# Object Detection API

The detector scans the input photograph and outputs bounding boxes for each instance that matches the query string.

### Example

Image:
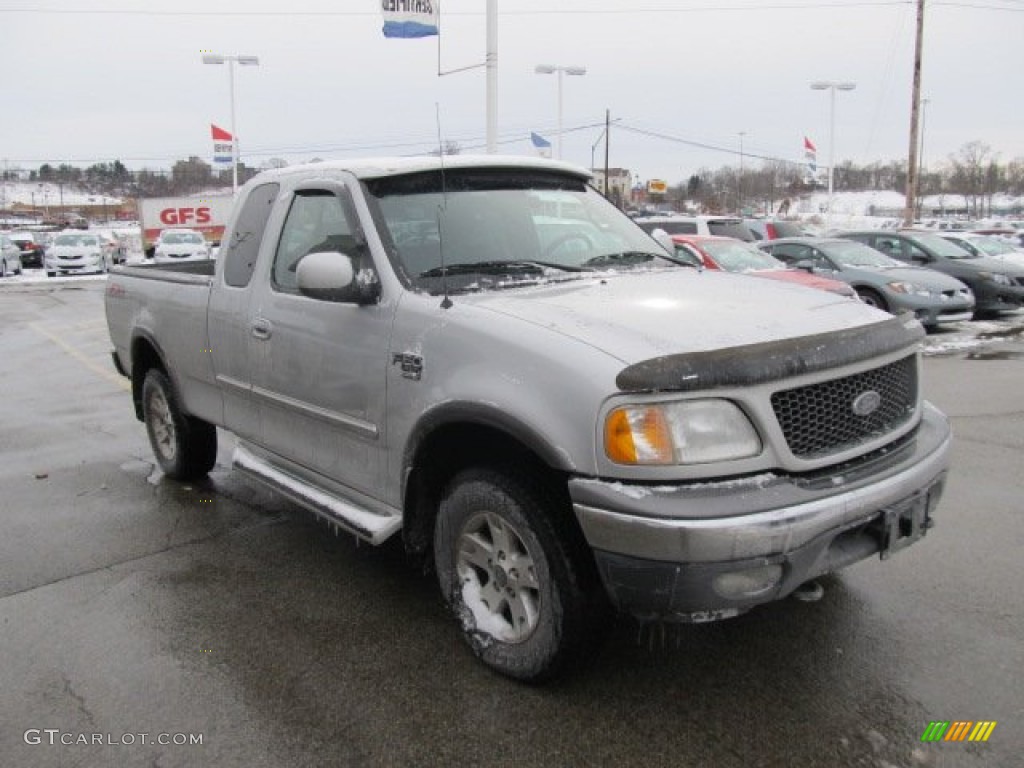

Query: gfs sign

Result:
[159,207,212,226]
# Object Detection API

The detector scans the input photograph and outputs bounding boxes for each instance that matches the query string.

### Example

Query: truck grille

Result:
[771,355,918,459]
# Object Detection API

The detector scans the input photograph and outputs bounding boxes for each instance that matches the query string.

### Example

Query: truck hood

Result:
[459,268,901,366]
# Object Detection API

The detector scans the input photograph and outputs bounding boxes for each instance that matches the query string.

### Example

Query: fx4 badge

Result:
[392,352,423,381]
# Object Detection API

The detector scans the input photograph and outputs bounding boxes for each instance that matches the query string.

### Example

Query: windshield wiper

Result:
[419,260,589,277]
[584,251,671,268]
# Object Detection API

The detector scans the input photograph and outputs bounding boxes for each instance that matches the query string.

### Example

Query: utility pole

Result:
[903,0,925,227]
[604,109,611,206]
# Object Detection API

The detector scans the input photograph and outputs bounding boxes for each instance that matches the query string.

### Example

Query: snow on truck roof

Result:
[249,155,594,184]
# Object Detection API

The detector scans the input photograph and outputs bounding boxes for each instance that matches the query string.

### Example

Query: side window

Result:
[223,182,279,288]
[272,190,359,293]
[769,243,805,263]
[808,248,831,269]
[671,243,702,267]
[906,243,931,262]
[874,237,903,260]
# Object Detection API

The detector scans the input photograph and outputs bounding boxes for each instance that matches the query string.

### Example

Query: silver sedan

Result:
[0,233,24,277]
[760,237,975,329]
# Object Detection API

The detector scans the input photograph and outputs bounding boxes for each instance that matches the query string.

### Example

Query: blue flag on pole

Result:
[531,132,552,158]
[382,1,439,38]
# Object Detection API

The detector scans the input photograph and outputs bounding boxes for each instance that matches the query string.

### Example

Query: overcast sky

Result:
[2,0,1022,185]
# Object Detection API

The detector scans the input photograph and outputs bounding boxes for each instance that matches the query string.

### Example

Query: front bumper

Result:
[972,282,1024,314]
[570,402,951,621]
[896,295,974,327]
[46,258,105,274]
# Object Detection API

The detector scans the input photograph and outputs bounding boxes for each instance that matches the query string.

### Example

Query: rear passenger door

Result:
[208,181,280,443]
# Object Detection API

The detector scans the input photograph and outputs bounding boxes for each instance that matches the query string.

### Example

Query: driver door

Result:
[247,183,389,498]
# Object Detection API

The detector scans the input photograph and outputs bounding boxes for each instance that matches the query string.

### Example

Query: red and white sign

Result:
[212,124,234,166]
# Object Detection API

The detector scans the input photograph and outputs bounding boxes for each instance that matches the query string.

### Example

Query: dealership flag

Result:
[212,124,234,165]
[803,135,818,180]
[531,131,552,158]
[382,1,439,38]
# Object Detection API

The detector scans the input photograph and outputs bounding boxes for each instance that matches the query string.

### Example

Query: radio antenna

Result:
[435,102,452,309]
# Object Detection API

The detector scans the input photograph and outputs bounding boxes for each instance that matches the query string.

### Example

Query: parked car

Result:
[7,230,46,268]
[835,229,1024,317]
[153,228,211,263]
[95,230,128,265]
[0,233,24,276]
[44,231,114,276]
[671,234,858,298]
[634,214,755,241]
[744,218,809,241]
[936,232,1024,269]
[760,237,975,328]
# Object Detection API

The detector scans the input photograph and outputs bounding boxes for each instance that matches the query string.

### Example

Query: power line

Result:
[0,2,921,17]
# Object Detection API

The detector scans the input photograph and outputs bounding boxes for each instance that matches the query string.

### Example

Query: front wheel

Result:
[142,368,217,480]
[855,287,888,312]
[434,467,609,682]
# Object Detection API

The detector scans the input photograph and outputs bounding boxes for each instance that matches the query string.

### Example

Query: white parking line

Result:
[29,321,130,391]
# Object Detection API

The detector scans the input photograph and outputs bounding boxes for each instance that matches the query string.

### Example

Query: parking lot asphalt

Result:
[1,279,1021,768]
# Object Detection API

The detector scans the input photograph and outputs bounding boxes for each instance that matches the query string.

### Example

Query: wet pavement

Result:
[1,280,1021,768]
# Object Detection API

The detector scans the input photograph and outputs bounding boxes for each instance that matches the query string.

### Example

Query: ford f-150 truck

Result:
[105,156,951,681]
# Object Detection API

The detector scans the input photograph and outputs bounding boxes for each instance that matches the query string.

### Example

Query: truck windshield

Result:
[364,169,674,293]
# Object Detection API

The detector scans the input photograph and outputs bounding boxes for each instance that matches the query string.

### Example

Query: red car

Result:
[670,234,857,298]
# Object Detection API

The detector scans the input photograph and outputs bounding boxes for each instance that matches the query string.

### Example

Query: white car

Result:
[153,229,210,263]
[0,233,24,276]
[44,231,113,276]
[938,232,1024,269]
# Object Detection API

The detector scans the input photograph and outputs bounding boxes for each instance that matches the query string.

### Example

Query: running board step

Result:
[232,444,401,545]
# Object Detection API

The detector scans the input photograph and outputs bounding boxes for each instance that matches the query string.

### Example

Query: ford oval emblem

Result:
[852,390,882,417]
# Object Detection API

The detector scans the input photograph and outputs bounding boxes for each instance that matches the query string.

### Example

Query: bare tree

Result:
[948,141,993,218]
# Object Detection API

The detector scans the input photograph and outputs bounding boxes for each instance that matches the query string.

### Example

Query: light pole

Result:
[810,80,856,225]
[202,53,260,195]
[534,64,586,160]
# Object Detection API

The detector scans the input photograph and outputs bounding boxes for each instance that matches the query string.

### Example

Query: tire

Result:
[856,287,888,312]
[434,467,609,682]
[142,368,217,480]
[0,260,6,278]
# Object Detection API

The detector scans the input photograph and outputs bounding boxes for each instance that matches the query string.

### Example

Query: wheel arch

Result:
[400,403,576,560]
[129,331,172,421]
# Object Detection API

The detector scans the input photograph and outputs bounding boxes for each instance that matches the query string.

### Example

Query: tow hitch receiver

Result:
[877,490,934,560]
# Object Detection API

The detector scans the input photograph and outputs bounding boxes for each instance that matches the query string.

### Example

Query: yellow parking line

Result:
[29,322,130,391]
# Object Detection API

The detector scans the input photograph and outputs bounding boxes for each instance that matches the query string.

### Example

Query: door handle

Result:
[251,318,273,340]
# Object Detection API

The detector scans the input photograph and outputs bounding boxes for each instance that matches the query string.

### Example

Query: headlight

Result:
[887,281,932,297]
[604,399,761,465]
[978,271,1012,285]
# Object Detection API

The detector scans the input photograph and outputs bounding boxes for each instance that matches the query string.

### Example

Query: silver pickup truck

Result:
[105,156,951,681]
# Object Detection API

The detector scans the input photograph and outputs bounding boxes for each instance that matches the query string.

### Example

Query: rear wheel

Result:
[856,287,888,312]
[434,467,609,682]
[142,368,217,480]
